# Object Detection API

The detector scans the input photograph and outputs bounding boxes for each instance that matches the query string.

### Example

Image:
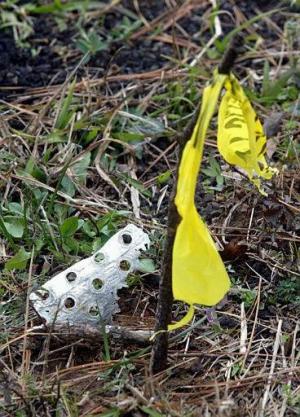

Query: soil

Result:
[0,0,292,99]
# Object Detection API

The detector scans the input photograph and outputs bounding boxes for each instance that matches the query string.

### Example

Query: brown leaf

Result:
[220,240,248,261]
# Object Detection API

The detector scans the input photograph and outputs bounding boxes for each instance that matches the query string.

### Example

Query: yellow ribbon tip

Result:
[168,304,195,331]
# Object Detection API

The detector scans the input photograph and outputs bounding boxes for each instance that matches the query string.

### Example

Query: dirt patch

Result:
[0,0,291,98]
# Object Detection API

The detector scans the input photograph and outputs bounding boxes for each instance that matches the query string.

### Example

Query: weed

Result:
[140,406,167,417]
[202,155,224,191]
[282,383,300,407]
[0,0,33,47]
[126,272,142,287]
[75,15,142,61]
[275,276,300,305]
[109,16,142,41]
[76,30,109,58]
[25,0,92,15]
[230,362,243,378]
[240,289,257,308]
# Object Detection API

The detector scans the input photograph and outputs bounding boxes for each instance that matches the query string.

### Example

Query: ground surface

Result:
[0,1,299,416]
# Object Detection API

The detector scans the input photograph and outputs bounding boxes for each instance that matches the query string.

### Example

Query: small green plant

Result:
[126,272,142,287]
[139,406,166,417]
[152,77,198,123]
[76,30,109,57]
[75,15,142,60]
[275,277,300,305]
[110,16,142,41]
[282,383,300,407]
[99,409,122,417]
[202,155,224,191]
[240,289,257,308]
[260,62,299,106]
[230,361,243,377]
[25,0,91,15]
[0,0,33,47]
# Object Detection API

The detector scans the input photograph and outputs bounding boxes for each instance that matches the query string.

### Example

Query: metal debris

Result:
[30,224,150,326]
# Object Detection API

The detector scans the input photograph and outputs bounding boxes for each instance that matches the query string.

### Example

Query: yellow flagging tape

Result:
[170,71,230,330]
[217,74,278,195]
[169,70,277,330]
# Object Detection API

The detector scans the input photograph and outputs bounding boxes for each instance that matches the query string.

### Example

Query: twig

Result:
[189,0,222,67]
[218,34,244,75]
[240,302,247,355]
[149,182,180,374]
[260,319,282,416]
[281,322,299,416]
[129,155,141,219]
[242,274,262,369]
[21,248,35,394]
[28,324,153,345]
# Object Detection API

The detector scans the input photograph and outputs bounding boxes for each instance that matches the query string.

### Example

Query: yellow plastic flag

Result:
[170,72,231,330]
[217,73,277,194]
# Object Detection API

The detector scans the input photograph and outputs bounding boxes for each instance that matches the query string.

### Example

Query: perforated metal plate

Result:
[30,224,150,326]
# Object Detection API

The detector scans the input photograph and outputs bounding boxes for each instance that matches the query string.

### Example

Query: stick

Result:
[150,35,244,374]
[189,0,222,67]
[218,35,244,75]
[260,320,282,416]
[27,324,153,345]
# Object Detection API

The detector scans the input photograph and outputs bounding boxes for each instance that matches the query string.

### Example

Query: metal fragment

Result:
[30,224,150,326]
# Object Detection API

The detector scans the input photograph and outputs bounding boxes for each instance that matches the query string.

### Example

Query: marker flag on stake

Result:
[169,71,230,330]
[170,70,276,330]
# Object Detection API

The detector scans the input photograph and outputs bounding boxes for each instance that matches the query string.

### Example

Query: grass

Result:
[0,1,300,416]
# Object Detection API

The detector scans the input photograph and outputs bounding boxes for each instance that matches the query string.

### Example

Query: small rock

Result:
[264,112,283,137]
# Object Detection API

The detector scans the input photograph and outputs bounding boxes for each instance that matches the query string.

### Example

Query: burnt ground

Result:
[0,1,299,416]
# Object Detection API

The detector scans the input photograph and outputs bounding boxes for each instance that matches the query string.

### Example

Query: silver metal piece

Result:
[30,224,150,326]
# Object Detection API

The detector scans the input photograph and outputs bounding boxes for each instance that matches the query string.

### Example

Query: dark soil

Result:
[0,0,291,99]
[0,1,173,98]
[0,22,67,88]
